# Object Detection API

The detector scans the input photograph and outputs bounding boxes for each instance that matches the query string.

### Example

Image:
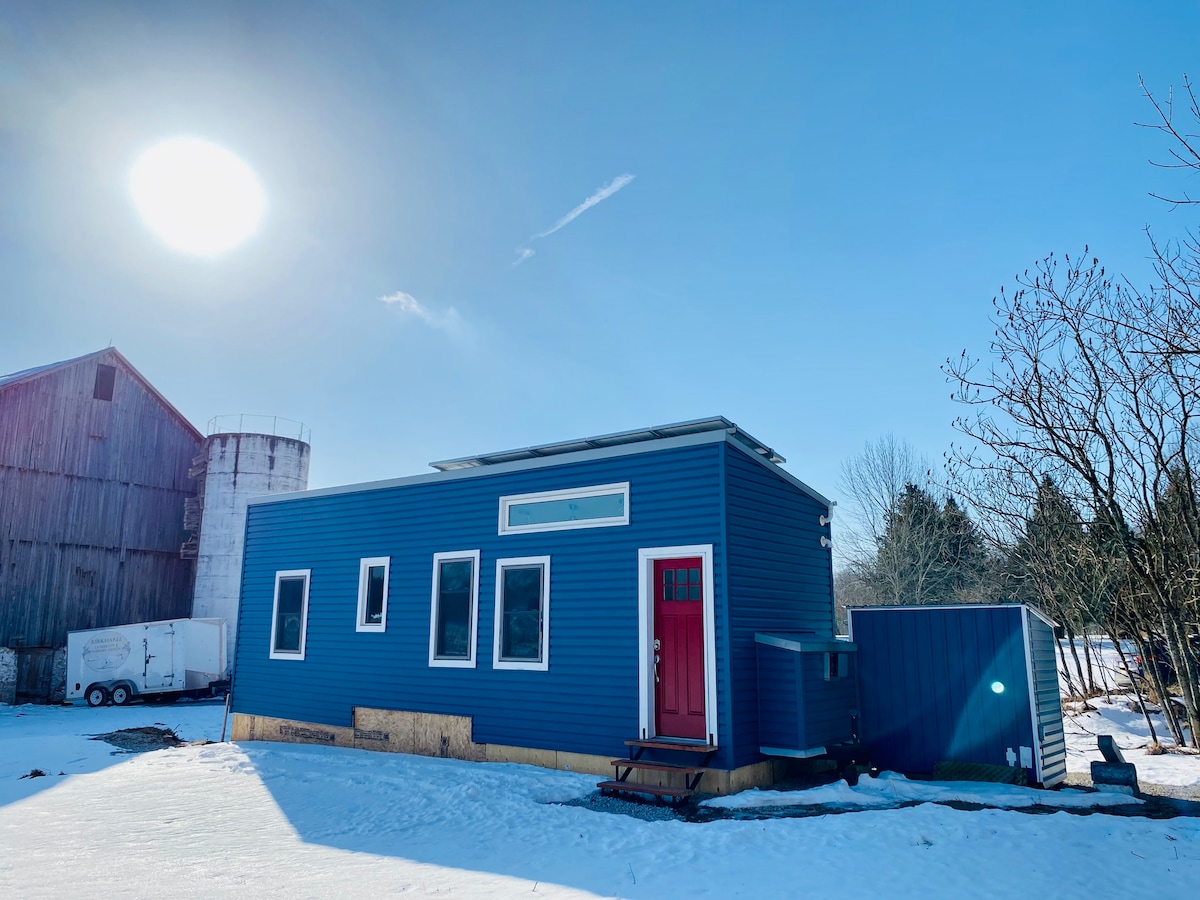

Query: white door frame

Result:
[637,544,718,746]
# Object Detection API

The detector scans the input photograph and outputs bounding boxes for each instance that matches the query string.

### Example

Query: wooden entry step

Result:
[624,738,718,754]
[597,780,693,801]
[609,758,701,775]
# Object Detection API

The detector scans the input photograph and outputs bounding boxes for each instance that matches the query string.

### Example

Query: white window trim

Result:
[355,556,391,633]
[492,556,551,672]
[498,482,630,535]
[269,569,311,661]
[428,550,481,668]
[636,545,718,746]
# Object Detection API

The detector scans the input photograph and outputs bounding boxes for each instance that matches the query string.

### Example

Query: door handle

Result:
[654,654,661,683]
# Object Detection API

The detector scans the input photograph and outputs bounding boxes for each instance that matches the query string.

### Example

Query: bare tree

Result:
[836,435,930,569]
[945,251,1200,745]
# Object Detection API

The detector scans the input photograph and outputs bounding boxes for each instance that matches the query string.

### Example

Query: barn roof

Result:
[0,348,203,442]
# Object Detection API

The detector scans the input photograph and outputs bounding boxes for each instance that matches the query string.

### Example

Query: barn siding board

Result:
[233,442,742,767]
[0,350,200,657]
[723,443,834,766]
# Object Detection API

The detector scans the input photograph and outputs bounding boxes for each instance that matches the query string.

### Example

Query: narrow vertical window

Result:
[493,556,550,671]
[270,570,311,660]
[428,550,480,667]
[356,557,390,632]
[824,651,848,681]
[93,364,116,401]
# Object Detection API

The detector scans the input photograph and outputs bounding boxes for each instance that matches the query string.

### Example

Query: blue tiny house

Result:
[230,419,836,793]
[848,604,1066,787]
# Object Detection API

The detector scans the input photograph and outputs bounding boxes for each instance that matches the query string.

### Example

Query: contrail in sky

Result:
[514,173,635,265]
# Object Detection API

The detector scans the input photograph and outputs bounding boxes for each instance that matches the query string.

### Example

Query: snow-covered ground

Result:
[1058,637,1200,788]
[2,701,1200,899]
[703,769,1141,810]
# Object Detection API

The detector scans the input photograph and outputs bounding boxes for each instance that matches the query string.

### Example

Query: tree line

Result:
[835,78,1200,749]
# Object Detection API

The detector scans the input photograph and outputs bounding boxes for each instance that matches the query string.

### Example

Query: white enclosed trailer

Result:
[66,618,228,707]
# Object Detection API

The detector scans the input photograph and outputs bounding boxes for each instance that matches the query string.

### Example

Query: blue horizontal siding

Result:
[756,644,857,753]
[756,645,804,750]
[723,443,835,767]
[233,442,739,768]
[851,606,1037,778]
[800,652,858,748]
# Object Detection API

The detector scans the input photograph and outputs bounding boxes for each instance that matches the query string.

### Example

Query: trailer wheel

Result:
[110,684,132,706]
[85,685,109,708]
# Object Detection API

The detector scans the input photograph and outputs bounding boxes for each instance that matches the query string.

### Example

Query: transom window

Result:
[428,550,480,667]
[498,482,630,535]
[493,556,551,671]
[356,557,390,632]
[270,569,311,660]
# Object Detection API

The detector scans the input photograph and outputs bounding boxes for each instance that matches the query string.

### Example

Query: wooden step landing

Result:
[624,739,718,754]
[597,780,693,800]
[609,758,701,775]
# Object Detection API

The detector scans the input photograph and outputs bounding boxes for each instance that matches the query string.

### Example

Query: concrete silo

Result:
[185,416,310,669]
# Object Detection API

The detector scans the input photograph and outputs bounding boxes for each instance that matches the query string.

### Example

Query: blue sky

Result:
[2,1,1198,505]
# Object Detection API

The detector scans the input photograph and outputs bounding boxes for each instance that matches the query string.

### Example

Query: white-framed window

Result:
[356,557,390,632]
[493,556,551,672]
[428,550,480,668]
[498,482,630,535]
[270,569,311,660]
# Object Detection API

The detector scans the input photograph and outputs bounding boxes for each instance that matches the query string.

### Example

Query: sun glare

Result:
[130,137,267,257]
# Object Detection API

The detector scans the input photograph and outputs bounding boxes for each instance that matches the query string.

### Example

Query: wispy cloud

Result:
[379,290,462,334]
[513,173,635,266]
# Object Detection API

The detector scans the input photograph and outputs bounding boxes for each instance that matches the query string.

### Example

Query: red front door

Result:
[653,557,706,740]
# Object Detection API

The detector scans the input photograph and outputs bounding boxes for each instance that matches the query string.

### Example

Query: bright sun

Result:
[130,137,267,257]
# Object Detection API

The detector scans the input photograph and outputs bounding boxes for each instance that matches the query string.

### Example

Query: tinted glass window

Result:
[499,565,544,662]
[274,577,306,652]
[435,559,473,658]
[364,565,386,624]
[507,492,625,528]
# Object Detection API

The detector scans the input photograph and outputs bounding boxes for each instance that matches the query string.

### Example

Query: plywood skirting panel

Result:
[232,710,785,794]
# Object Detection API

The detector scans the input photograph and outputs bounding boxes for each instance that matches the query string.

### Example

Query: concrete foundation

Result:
[49,647,67,703]
[231,710,794,795]
[0,648,16,705]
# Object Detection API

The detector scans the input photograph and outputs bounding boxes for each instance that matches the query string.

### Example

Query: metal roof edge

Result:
[1023,604,1059,629]
[847,602,1042,616]
[0,347,203,444]
[428,416,739,470]
[720,435,833,508]
[104,348,204,443]
[755,632,856,653]
[247,428,733,506]
[0,348,110,392]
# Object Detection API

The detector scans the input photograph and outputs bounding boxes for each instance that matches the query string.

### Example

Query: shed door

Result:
[654,557,706,740]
